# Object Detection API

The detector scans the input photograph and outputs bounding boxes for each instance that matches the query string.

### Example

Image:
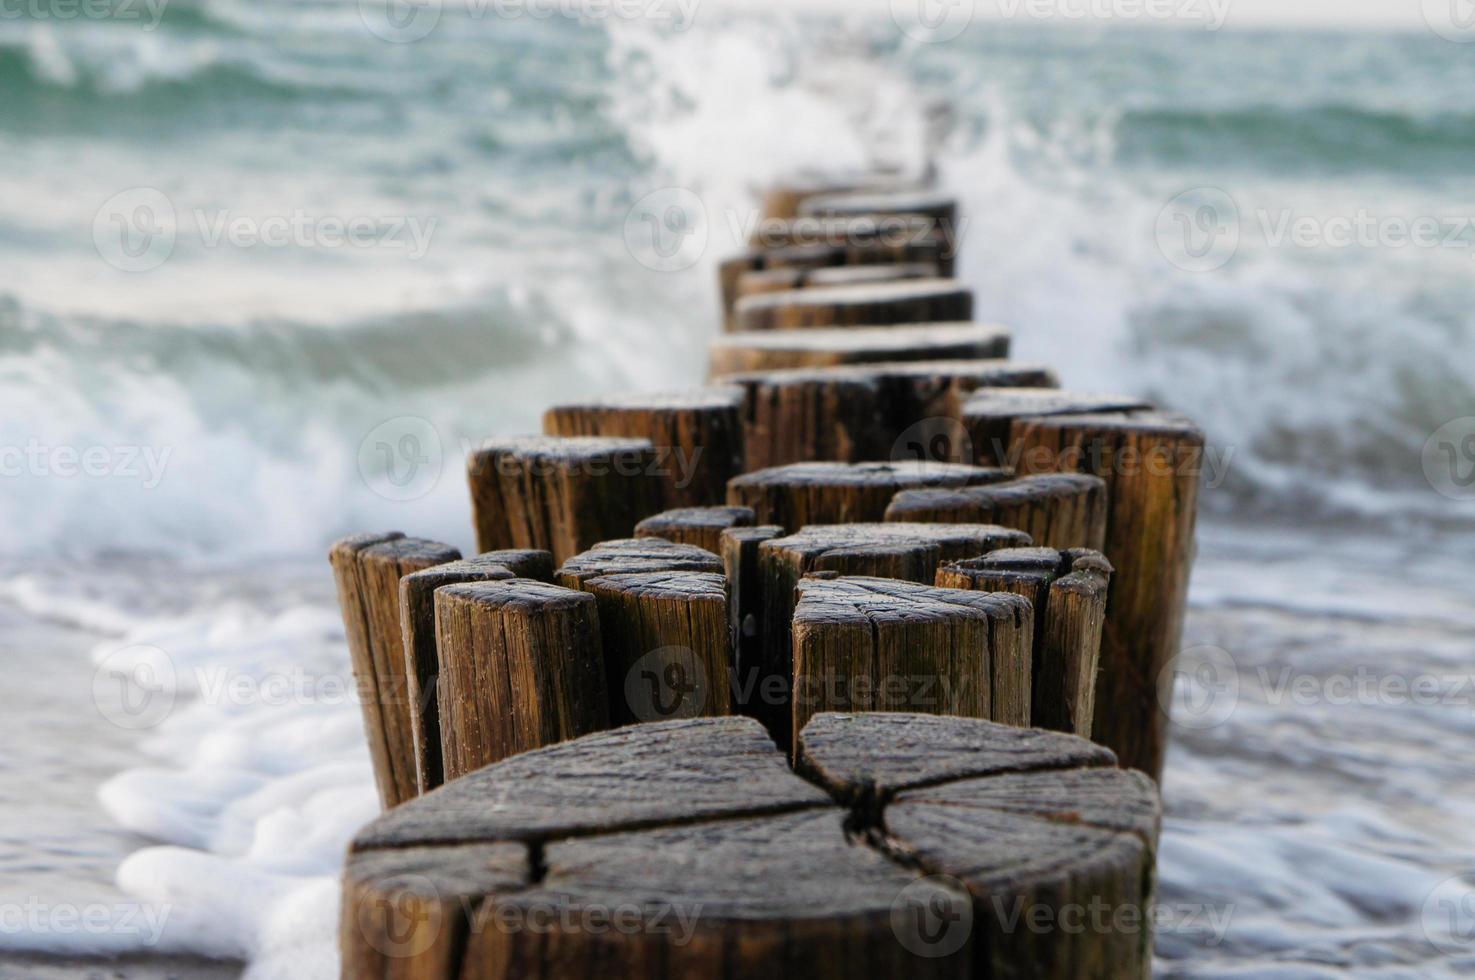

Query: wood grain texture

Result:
[719,524,785,719]
[885,472,1109,551]
[727,360,1058,470]
[960,388,1152,466]
[344,713,1157,980]
[708,322,1010,378]
[542,389,746,508]
[1011,411,1205,780]
[466,436,667,564]
[582,571,732,726]
[753,523,1031,746]
[634,505,755,554]
[553,538,724,591]
[733,278,973,332]
[791,577,1034,750]
[330,533,461,809]
[433,579,610,781]
[729,460,1011,528]
[937,548,1112,736]
[399,550,554,795]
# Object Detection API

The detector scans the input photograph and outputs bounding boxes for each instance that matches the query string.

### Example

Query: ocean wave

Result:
[1116,103,1475,172]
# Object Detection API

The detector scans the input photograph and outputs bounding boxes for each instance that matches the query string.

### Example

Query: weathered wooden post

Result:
[434,579,609,781]
[708,323,1010,377]
[719,524,785,721]
[466,436,666,564]
[725,360,1057,470]
[543,388,747,508]
[583,571,732,725]
[937,548,1112,736]
[329,532,460,809]
[751,523,1031,745]
[885,472,1109,551]
[635,505,755,553]
[729,460,1010,528]
[734,279,973,332]
[344,713,1159,980]
[1010,411,1205,780]
[554,537,724,590]
[960,389,1152,466]
[791,577,1033,747]
[398,550,554,795]
[734,261,940,307]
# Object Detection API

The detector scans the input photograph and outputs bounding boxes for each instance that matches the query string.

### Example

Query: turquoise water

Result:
[0,8,1471,555]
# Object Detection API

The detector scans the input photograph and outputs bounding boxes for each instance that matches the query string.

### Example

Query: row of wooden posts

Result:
[332,171,1202,979]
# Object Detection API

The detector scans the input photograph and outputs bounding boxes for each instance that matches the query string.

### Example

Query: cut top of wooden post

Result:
[885,471,1109,551]
[798,189,958,225]
[554,537,724,590]
[735,261,941,306]
[960,388,1153,465]
[790,577,1035,744]
[329,532,461,810]
[344,713,1160,980]
[759,170,922,220]
[762,522,1034,580]
[729,460,1012,528]
[541,387,746,509]
[733,278,973,331]
[466,435,665,563]
[635,505,756,553]
[708,322,1010,377]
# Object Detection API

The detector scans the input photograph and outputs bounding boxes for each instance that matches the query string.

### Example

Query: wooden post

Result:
[466,436,666,564]
[727,360,1057,470]
[752,523,1031,746]
[937,547,1112,736]
[708,323,1010,377]
[791,577,1034,749]
[635,505,755,553]
[760,172,920,220]
[542,388,747,508]
[720,524,785,725]
[434,579,609,781]
[344,713,1158,980]
[583,571,732,725]
[734,278,973,332]
[718,234,952,330]
[734,261,940,307]
[399,550,554,796]
[797,713,1160,980]
[960,389,1152,466]
[1011,412,1205,780]
[798,190,958,227]
[885,472,1109,551]
[329,532,460,809]
[729,460,1011,528]
[554,537,724,591]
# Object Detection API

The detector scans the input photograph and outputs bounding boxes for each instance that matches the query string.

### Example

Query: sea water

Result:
[0,4,1472,977]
